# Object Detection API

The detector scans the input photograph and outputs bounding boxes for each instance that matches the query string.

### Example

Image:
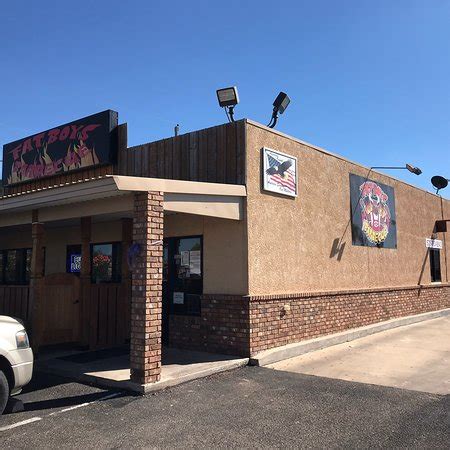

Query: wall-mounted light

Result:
[371,164,422,176]
[216,86,239,123]
[268,91,290,128]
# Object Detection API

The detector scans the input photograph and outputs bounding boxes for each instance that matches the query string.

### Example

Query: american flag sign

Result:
[262,148,297,197]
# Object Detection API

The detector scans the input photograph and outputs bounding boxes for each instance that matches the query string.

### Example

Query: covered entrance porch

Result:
[0,175,248,387]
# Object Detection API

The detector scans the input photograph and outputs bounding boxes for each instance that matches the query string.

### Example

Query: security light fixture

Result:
[216,86,239,123]
[431,175,449,194]
[268,91,290,128]
[405,164,422,175]
[370,164,422,176]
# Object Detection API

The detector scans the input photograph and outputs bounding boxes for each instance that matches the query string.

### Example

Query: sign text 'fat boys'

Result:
[2,110,118,186]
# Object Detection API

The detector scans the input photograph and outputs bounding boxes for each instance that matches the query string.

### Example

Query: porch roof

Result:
[0,175,247,226]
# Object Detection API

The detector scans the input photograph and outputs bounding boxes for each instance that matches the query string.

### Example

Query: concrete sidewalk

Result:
[268,315,450,394]
[36,347,248,393]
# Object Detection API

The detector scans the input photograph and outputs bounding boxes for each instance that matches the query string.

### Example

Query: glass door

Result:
[162,236,203,345]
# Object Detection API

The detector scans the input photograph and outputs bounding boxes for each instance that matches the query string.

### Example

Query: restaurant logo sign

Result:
[350,173,397,248]
[2,110,118,186]
[262,147,297,197]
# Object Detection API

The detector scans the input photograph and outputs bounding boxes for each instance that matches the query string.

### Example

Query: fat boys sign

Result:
[2,110,118,186]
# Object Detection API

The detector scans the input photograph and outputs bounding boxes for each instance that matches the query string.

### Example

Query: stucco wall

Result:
[164,213,248,295]
[245,121,450,296]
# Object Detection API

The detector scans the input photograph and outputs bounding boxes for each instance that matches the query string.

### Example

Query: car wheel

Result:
[0,370,9,415]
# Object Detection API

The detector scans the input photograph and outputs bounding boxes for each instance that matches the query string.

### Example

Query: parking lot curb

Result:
[249,307,450,367]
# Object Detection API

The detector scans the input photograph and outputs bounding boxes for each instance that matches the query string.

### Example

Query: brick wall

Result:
[168,294,250,356]
[249,284,450,355]
[130,191,164,385]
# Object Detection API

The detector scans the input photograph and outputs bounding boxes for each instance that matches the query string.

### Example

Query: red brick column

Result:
[130,191,164,385]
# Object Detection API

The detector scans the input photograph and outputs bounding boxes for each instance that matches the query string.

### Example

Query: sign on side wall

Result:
[349,173,397,248]
[2,110,118,186]
[426,238,442,249]
[262,147,297,197]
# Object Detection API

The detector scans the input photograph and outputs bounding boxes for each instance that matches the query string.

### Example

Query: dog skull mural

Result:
[350,174,397,248]
[359,181,391,244]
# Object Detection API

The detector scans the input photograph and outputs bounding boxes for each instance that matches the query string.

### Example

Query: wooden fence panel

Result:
[0,286,31,323]
[88,283,130,349]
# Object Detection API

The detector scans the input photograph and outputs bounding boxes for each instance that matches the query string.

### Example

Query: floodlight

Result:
[371,164,422,176]
[216,86,239,122]
[216,87,239,107]
[268,91,291,128]
[273,92,290,115]
[405,164,422,175]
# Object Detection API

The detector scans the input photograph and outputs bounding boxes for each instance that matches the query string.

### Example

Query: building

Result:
[0,110,448,389]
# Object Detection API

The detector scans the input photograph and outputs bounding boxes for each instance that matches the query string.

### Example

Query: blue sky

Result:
[1,1,449,195]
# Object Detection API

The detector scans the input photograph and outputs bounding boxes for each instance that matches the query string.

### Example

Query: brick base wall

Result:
[249,284,450,355]
[168,295,249,356]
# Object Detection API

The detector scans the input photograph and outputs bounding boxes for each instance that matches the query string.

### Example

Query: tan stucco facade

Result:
[245,120,450,295]
[164,213,248,295]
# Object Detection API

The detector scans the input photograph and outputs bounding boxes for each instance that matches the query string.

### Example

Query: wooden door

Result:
[40,273,81,346]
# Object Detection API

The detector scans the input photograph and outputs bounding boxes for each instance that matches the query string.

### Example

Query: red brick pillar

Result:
[130,191,164,385]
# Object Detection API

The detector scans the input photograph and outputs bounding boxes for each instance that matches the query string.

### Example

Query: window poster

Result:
[181,251,190,267]
[350,173,397,248]
[70,254,81,273]
[189,250,201,275]
[262,147,297,197]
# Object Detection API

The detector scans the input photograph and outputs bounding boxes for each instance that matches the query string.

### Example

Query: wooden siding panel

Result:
[189,132,199,181]
[164,139,173,179]
[172,136,181,180]
[198,128,208,182]
[236,120,246,184]
[226,122,237,184]
[206,126,217,182]
[180,133,190,180]
[216,124,227,183]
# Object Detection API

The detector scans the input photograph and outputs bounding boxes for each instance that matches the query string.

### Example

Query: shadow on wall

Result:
[330,225,436,289]
[330,238,346,261]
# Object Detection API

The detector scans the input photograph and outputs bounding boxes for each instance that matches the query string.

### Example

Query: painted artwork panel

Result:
[350,173,397,248]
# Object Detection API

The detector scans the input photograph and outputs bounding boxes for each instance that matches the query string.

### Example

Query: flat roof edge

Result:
[245,119,448,201]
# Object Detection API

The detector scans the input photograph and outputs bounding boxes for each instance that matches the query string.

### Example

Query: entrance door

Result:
[162,236,203,345]
[40,273,81,346]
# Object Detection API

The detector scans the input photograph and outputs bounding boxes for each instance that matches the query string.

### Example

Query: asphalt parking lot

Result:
[1,365,449,448]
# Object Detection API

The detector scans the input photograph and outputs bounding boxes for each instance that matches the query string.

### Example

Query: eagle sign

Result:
[262,148,297,197]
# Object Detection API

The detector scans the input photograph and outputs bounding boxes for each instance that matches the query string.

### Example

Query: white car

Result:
[0,316,33,415]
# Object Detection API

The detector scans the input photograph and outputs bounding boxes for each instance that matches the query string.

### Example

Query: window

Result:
[91,243,121,283]
[0,248,32,285]
[66,245,82,276]
[430,249,441,282]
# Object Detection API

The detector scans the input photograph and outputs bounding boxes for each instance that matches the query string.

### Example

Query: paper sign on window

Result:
[173,292,185,304]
